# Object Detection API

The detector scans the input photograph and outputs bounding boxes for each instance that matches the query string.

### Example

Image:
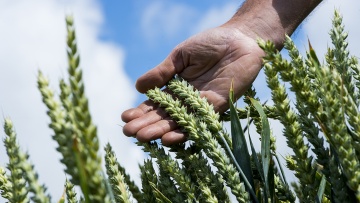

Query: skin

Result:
[122,0,322,146]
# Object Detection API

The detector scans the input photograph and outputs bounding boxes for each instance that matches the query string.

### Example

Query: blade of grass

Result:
[249,138,266,203]
[316,174,326,203]
[308,39,320,68]
[247,109,264,183]
[229,96,254,190]
[249,98,272,202]
[247,108,267,203]
[228,81,258,202]
[218,128,258,203]
[273,154,289,187]
[268,161,275,203]
[243,101,267,133]
[315,171,332,197]
[243,117,254,133]
[149,182,173,203]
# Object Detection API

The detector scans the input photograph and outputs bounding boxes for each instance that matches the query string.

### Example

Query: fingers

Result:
[121,100,157,122]
[122,106,168,136]
[123,111,187,145]
[136,118,178,142]
[136,49,184,93]
[122,99,187,145]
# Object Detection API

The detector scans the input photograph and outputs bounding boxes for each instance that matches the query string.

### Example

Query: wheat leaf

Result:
[249,98,272,201]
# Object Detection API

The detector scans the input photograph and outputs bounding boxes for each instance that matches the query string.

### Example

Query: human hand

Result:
[121,25,264,145]
[121,0,322,145]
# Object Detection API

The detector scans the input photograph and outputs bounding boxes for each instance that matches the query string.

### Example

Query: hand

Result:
[121,0,322,146]
[121,25,264,145]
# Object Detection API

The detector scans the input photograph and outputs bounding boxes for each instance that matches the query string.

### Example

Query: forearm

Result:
[224,0,322,49]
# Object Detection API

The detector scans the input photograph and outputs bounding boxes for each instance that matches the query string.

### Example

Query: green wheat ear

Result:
[104,143,134,203]
[146,86,251,203]
[38,15,111,202]
[2,8,360,203]
[2,118,29,203]
[1,118,50,203]
[104,143,142,202]
[64,180,78,203]
[259,9,360,202]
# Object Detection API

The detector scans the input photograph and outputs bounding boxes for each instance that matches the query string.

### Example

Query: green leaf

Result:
[308,39,320,68]
[273,154,289,187]
[149,182,172,203]
[247,109,266,202]
[268,161,275,203]
[249,131,267,202]
[249,98,272,201]
[316,175,326,203]
[229,97,254,190]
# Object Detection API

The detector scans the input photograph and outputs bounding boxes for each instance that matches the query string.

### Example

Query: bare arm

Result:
[226,0,322,48]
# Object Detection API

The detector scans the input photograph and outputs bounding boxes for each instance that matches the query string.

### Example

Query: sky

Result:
[0,0,360,201]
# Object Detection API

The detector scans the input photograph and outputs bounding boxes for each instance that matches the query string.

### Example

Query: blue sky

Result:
[99,0,241,104]
[0,0,360,201]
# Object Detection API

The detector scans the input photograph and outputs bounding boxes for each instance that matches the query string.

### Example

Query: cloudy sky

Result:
[0,0,359,201]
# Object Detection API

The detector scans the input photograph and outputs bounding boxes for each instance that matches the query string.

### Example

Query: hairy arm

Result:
[225,0,322,48]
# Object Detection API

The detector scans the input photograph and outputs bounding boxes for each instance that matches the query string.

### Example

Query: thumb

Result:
[136,48,184,93]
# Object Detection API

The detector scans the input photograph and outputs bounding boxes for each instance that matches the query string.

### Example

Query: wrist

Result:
[222,0,322,49]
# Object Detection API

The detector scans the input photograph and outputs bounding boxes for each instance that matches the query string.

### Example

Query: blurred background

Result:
[0,0,359,201]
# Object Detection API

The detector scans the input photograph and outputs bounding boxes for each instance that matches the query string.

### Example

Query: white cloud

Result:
[141,1,196,42]
[301,0,360,58]
[0,0,143,200]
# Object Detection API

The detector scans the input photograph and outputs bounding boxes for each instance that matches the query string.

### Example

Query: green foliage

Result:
[0,10,359,203]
